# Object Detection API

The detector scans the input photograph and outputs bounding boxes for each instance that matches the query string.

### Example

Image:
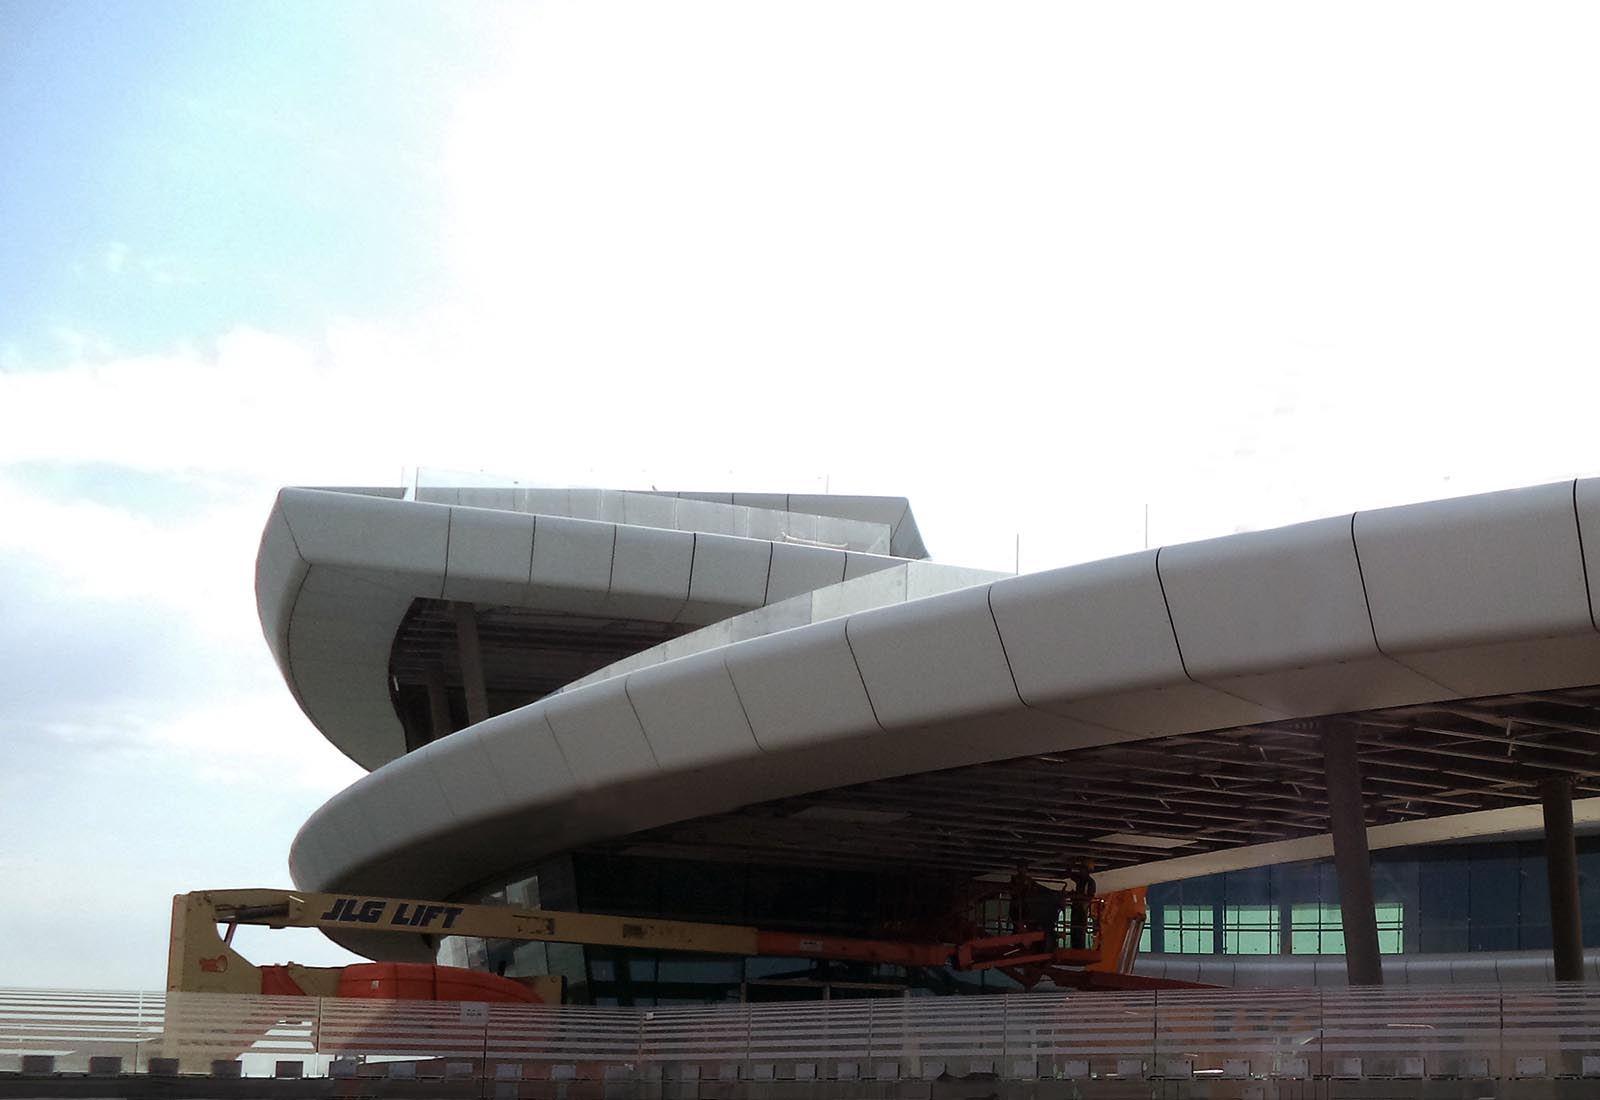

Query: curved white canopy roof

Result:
[259,487,932,768]
[272,478,1600,958]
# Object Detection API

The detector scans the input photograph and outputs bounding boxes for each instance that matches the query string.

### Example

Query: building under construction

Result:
[257,478,1600,1002]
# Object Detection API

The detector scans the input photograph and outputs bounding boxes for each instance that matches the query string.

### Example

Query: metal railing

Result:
[6,983,1600,1083]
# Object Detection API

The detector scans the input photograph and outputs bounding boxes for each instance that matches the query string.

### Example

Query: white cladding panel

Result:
[302,789,380,873]
[1159,516,1376,676]
[527,515,615,613]
[442,507,536,604]
[566,488,606,521]
[733,493,788,514]
[683,533,771,621]
[767,543,847,603]
[296,789,379,882]
[543,678,658,788]
[621,493,677,530]
[518,488,571,515]
[354,750,459,851]
[989,551,1184,699]
[986,550,1269,733]
[846,583,1018,728]
[844,551,901,581]
[724,618,880,751]
[728,598,813,642]
[1159,516,1449,714]
[475,710,576,819]
[1357,481,1592,647]
[427,725,516,820]
[290,655,403,768]
[905,562,1003,600]
[1579,478,1600,629]
[626,651,761,769]
[287,823,332,891]
[1356,481,1600,695]
[287,606,402,666]
[453,487,516,512]
[745,508,794,545]
[813,565,908,623]
[279,489,449,589]
[675,498,737,536]
[608,524,694,619]
[255,506,307,668]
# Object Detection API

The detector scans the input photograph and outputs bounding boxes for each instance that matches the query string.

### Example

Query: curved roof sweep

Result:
[266,479,1600,960]
[258,487,945,768]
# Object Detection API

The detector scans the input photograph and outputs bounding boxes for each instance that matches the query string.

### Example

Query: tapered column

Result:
[423,664,454,741]
[1322,721,1383,986]
[1542,777,1585,982]
[453,602,490,726]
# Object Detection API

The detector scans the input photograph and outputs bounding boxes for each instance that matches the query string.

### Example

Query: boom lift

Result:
[170,873,1191,1003]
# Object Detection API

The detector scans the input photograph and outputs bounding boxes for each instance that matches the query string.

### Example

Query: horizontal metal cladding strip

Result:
[290,479,1600,914]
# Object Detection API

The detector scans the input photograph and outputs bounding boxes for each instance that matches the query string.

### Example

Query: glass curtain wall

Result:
[1143,835,1600,955]
[444,836,1600,1003]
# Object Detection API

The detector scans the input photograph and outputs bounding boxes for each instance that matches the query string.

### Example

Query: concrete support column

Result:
[452,602,490,727]
[1541,777,1585,982]
[1322,721,1383,986]
[422,664,454,742]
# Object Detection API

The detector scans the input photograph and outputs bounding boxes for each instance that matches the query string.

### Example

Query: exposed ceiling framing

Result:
[597,686,1600,879]
[390,598,691,702]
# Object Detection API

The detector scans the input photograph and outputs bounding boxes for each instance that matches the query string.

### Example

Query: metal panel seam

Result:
[620,677,663,768]
[718,651,769,756]
[442,507,455,596]
[274,492,308,557]
[1347,509,1455,696]
[533,706,580,793]
[524,514,538,585]
[603,523,619,595]
[841,617,887,733]
[984,584,1029,710]
[280,567,313,708]
[1573,479,1598,632]
[1152,545,1194,681]
[1348,511,1386,654]
[675,534,699,623]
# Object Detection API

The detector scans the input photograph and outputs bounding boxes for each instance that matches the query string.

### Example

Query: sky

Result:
[3,1,1600,990]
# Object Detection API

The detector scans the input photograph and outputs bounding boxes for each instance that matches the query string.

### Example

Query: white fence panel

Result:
[0,988,163,1073]
[7,980,1600,1083]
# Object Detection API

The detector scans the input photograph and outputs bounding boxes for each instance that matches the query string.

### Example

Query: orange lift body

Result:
[170,876,1201,1003]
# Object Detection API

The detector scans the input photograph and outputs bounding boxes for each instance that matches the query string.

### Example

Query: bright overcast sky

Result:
[3,1,1599,989]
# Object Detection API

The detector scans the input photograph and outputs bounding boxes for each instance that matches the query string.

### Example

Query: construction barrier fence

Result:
[5,983,1600,1085]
